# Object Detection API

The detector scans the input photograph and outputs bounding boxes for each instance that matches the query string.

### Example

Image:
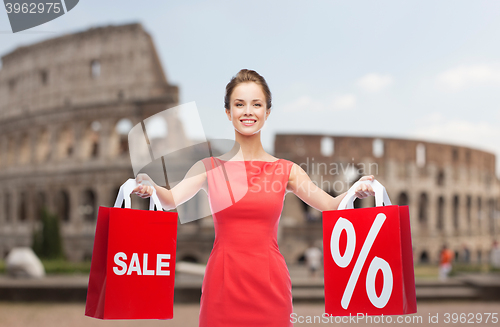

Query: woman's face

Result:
[226,82,270,136]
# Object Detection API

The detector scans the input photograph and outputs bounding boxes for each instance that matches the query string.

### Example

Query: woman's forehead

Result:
[232,82,265,99]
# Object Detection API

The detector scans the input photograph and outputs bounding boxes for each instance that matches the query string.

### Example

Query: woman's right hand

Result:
[133,173,156,199]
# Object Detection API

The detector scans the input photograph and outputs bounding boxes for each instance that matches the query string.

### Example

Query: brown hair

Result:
[224,69,272,111]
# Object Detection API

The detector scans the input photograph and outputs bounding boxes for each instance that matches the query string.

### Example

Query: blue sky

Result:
[2,0,500,176]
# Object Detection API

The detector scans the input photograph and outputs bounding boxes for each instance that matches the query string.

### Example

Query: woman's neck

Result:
[230,130,268,160]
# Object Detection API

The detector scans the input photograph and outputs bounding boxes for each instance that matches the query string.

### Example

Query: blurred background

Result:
[0,1,499,326]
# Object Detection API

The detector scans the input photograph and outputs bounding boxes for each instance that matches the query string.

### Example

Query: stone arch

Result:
[90,59,101,78]
[488,198,495,235]
[82,189,97,222]
[36,127,50,163]
[436,169,445,187]
[497,198,500,229]
[0,192,3,223]
[453,195,460,231]
[437,196,445,231]
[18,190,27,222]
[6,135,15,166]
[117,89,125,100]
[418,192,428,224]
[305,205,322,222]
[320,136,334,157]
[111,118,133,157]
[40,69,49,85]
[477,196,482,230]
[398,192,409,206]
[56,190,70,222]
[0,136,5,169]
[35,191,47,221]
[57,124,74,159]
[180,254,199,263]
[466,195,472,232]
[4,192,11,222]
[83,251,93,262]
[19,132,30,165]
[82,121,101,159]
[419,250,429,263]
[296,252,306,264]
[416,143,426,167]
[372,138,384,158]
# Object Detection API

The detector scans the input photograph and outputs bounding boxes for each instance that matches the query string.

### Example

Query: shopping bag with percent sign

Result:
[322,179,417,316]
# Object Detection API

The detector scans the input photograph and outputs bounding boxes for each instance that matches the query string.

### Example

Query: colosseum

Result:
[1,23,499,267]
[0,23,214,262]
[275,134,500,265]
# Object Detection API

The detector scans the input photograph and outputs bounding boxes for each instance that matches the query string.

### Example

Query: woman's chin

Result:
[235,127,262,136]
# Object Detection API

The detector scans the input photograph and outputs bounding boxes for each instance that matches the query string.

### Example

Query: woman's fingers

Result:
[354,180,375,198]
[133,184,152,198]
[132,184,144,194]
[365,184,375,196]
[135,174,156,199]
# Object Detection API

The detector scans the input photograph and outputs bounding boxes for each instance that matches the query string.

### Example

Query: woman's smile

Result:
[240,119,257,126]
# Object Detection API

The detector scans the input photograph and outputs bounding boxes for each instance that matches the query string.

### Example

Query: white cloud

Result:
[281,94,356,113]
[281,96,323,113]
[436,63,500,91]
[331,94,356,110]
[356,73,394,92]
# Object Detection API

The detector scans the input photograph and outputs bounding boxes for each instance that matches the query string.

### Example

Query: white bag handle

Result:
[337,179,391,210]
[114,178,163,211]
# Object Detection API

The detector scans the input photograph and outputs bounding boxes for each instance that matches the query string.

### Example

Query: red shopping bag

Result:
[322,180,416,316]
[85,179,178,320]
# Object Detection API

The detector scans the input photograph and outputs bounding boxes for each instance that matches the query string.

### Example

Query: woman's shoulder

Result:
[278,158,295,170]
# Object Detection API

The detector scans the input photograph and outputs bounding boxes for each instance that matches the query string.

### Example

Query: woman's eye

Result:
[254,103,261,107]
[236,103,243,107]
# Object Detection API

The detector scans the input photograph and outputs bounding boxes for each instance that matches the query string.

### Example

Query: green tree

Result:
[32,207,64,259]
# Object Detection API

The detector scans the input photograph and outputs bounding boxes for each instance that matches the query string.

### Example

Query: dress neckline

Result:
[214,157,282,163]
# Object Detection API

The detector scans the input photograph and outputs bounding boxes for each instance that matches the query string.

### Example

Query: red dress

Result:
[199,157,294,327]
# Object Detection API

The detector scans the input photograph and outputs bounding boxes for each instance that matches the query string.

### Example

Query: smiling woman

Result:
[223,69,273,140]
[133,69,375,327]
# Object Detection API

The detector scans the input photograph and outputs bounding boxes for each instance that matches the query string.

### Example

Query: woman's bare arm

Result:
[134,160,207,210]
[286,163,374,211]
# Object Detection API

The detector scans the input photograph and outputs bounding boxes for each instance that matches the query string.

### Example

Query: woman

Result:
[133,69,375,326]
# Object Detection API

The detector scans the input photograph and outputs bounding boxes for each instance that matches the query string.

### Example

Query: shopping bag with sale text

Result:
[322,180,416,316]
[85,179,178,320]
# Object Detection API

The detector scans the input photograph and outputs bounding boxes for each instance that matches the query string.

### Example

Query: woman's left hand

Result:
[354,175,375,199]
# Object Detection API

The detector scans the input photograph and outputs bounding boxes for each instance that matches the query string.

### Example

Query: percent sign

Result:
[330,213,393,309]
